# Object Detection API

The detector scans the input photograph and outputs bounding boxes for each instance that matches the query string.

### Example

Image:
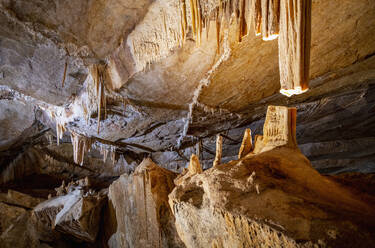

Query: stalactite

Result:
[238,0,248,42]
[197,0,203,45]
[253,0,262,36]
[215,8,222,53]
[213,134,223,167]
[267,0,280,40]
[70,131,93,166]
[111,146,116,165]
[188,154,202,174]
[127,0,310,99]
[90,64,107,134]
[238,128,253,159]
[190,0,197,38]
[61,60,67,88]
[258,0,280,40]
[180,0,188,41]
[56,122,66,146]
[97,76,102,134]
[278,0,311,96]
[100,145,108,162]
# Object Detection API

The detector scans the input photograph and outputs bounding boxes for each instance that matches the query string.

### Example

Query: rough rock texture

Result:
[33,181,106,242]
[108,158,184,248]
[0,0,374,176]
[0,0,374,246]
[0,189,75,248]
[169,106,375,248]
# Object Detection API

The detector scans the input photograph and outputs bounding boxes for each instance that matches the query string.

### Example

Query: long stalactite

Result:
[278,0,311,96]
[90,64,107,134]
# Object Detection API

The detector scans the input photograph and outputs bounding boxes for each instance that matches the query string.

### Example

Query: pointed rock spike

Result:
[238,128,253,159]
[213,134,223,167]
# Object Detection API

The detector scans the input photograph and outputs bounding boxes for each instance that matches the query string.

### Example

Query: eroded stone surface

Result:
[108,158,184,248]
[169,106,375,248]
[33,181,106,242]
[170,146,375,248]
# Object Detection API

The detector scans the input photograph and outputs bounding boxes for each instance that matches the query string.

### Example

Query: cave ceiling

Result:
[0,0,374,166]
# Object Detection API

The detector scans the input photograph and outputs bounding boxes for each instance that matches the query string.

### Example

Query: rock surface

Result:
[108,158,184,248]
[0,0,374,247]
[0,189,73,248]
[169,106,375,248]
[33,180,106,242]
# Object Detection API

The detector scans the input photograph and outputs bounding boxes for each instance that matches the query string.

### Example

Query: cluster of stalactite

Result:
[98,143,117,165]
[70,131,94,166]
[177,0,311,96]
[90,64,107,134]
[46,109,66,146]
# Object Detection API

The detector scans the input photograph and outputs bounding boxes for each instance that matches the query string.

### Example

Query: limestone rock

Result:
[0,190,44,209]
[238,128,253,159]
[33,184,106,242]
[169,146,375,247]
[0,191,72,248]
[0,201,27,234]
[169,106,375,248]
[278,0,311,96]
[188,154,203,175]
[107,158,184,248]
[213,135,223,167]
[252,105,297,154]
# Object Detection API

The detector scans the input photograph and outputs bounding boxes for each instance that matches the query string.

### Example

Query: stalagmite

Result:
[188,154,202,174]
[70,131,93,166]
[252,105,297,154]
[278,0,311,96]
[213,134,223,167]
[238,128,253,159]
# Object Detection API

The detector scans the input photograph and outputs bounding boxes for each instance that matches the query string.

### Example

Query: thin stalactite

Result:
[61,60,67,88]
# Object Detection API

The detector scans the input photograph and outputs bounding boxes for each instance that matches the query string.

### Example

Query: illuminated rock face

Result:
[107,158,184,248]
[169,106,375,248]
[252,105,297,154]
[0,0,374,247]
[278,0,311,96]
[238,128,252,159]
